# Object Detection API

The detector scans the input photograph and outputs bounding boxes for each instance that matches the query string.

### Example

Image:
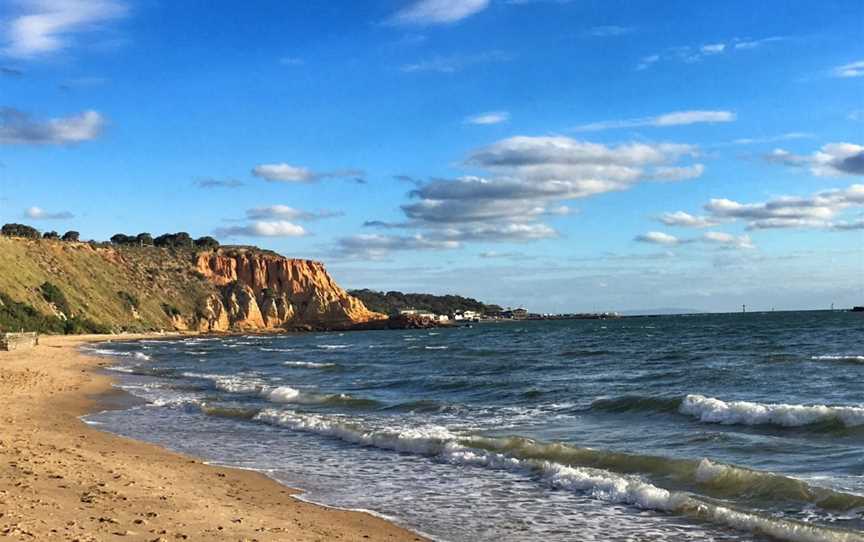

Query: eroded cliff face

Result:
[192,250,384,331]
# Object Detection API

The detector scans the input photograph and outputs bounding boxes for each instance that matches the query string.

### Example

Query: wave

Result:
[316,344,350,350]
[680,395,864,428]
[253,409,864,541]
[265,386,380,409]
[260,347,295,352]
[811,355,864,363]
[425,346,448,350]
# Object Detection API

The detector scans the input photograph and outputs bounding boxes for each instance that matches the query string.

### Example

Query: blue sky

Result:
[0,0,862,313]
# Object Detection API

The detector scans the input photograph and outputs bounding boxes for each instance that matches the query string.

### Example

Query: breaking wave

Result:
[253,409,864,542]
[811,355,864,363]
[680,395,864,428]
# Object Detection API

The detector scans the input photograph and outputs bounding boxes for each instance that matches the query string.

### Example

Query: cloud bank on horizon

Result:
[0,0,862,312]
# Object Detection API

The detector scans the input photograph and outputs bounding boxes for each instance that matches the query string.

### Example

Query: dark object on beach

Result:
[852,306,864,312]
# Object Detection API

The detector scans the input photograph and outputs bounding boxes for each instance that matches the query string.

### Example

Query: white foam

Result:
[253,409,863,542]
[266,386,301,402]
[812,355,864,363]
[260,347,295,352]
[680,394,864,428]
[133,352,151,361]
[425,346,448,350]
[183,372,267,394]
[317,344,350,350]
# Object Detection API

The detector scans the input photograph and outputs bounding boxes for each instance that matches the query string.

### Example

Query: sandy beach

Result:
[0,334,425,542]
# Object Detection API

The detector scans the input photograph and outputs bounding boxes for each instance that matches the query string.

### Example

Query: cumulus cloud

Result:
[251,163,364,183]
[832,60,864,78]
[1,0,128,58]
[0,108,105,145]
[465,111,509,125]
[335,234,459,260]
[765,143,864,176]
[388,0,489,25]
[701,231,754,249]
[689,184,864,230]
[658,211,719,228]
[214,221,307,238]
[25,206,73,220]
[572,110,735,132]
[351,135,701,259]
[244,205,341,221]
[634,231,679,245]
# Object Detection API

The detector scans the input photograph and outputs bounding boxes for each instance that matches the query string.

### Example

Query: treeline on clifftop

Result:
[349,289,502,316]
[2,222,219,250]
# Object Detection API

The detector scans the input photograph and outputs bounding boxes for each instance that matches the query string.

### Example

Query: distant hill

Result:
[349,289,502,316]
[619,308,708,316]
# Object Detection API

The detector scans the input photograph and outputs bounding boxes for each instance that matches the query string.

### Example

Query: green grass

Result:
[0,237,216,333]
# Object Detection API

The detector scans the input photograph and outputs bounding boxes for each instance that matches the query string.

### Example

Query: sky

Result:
[0,0,862,313]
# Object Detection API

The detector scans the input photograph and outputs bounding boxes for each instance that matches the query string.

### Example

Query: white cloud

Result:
[251,163,364,183]
[572,110,735,132]
[701,184,864,230]
[388,0,489,25]
[25,206,73,220]
[701,231,754,249]
[732,132,811,145]
[650,164,705,182]
[634,231,679,245]
[658,211,719,228]
[465,111,509,125]
[832,60,864,78]
[214,221,308,238]
[1,0,128,58]
[244,205,341,221]
[765,142,864,177]
[194,178,244,189]
[401,50,510,73]
[335,234,459,259]
[700,43,726,55]
[0,108,105,145]
[635,230,754,250]
[733,36,784,50]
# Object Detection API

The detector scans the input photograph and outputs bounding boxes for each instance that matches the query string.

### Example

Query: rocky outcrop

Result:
[192,249,385,332]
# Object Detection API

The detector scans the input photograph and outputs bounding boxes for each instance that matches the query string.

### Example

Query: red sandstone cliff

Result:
[192,249,385,332]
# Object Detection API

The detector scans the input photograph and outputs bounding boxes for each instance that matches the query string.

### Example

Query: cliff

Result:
[0,237,384,333]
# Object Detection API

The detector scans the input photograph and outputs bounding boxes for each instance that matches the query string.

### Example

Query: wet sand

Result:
[0,334,425,541]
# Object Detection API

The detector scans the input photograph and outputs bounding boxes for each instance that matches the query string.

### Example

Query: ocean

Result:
[84,311,864,541]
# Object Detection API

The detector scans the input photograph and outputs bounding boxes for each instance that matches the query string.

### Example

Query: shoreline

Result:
[0,333,426,541]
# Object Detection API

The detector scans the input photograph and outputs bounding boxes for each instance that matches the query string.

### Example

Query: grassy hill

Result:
[348,289,502,316]
[0,237,213,333]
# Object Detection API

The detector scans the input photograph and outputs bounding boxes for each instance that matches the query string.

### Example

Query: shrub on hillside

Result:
[61,231,80,242]
[118,291,140,310]
[43,231,60,240]
[2,223,40,239]
[161,303,182,318]
[136,232,154,246]
[110,233,136,245]
[39,282,72,316]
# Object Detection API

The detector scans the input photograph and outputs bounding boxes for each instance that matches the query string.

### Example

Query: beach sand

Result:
[0,334,425,541]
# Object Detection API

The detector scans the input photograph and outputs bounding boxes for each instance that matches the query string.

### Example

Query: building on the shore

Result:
[399,308,419,316]
[501,308,529,320]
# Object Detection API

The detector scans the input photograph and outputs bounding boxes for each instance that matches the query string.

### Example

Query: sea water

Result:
[84,311,864,541]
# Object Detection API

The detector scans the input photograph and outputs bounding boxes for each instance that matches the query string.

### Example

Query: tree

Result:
[1,223,40,239]
[61,231,80,242]
[194,236,220,249]
[43,231,60,240]
[154,232,194,248]
[136,233,154,246]
[110,233,135,245]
